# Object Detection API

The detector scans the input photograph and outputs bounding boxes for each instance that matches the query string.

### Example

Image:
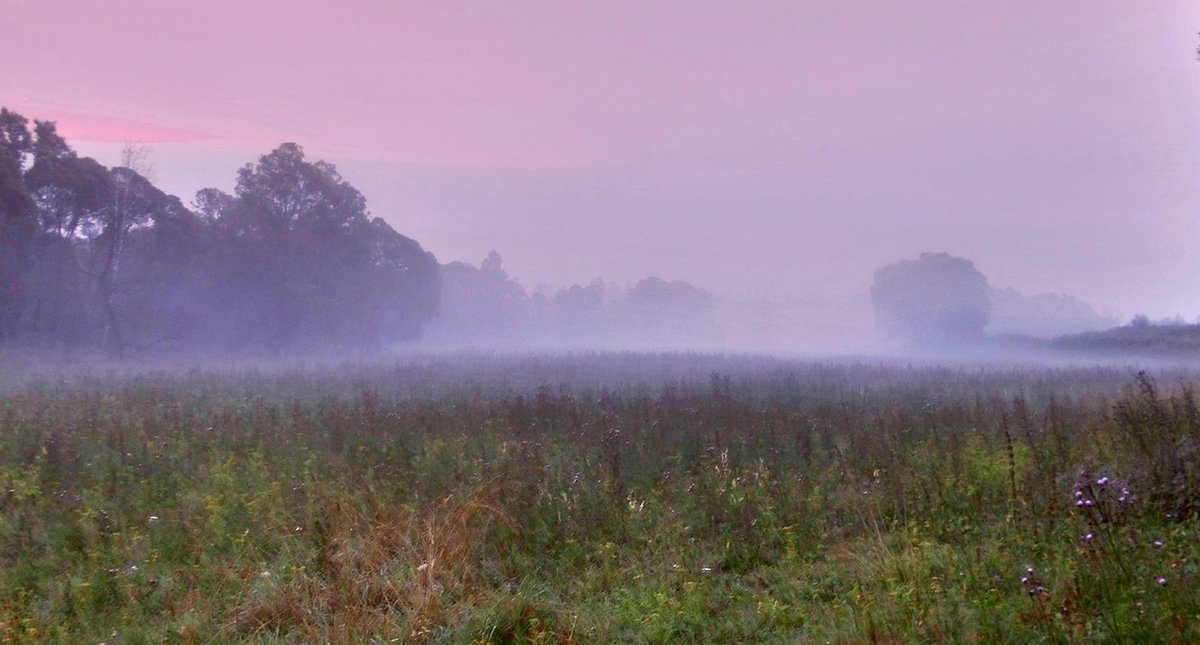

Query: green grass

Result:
[0,355,1198,643]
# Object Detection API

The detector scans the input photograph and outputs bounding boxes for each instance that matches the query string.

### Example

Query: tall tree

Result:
[205,143,439,350]
[22,121,112,346]
[358,217,440,340]
[89,146,163,355]
[0,109,36,339]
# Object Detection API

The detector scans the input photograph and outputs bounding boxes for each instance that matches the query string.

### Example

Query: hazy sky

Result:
[6,1,1200,319]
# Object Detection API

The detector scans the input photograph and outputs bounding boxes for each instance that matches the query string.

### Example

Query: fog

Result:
[3,1,1199,362]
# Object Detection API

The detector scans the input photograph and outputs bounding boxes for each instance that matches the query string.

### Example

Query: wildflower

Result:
[1020,567,1047,596]
[148,515,160,524]
[1157,577,1167,586]
[1153,539,1164,549]
[260,570,270,578]
[1082,532,1094,542]
[1096,476,1110,486]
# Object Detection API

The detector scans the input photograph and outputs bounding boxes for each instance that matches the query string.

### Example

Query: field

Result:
[1,354,1199,643]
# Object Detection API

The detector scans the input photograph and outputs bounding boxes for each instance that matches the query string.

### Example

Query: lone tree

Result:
[871,252,991,344]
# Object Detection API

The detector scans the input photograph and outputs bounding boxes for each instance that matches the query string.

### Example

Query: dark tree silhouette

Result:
[21,122,112,346]
[0,109,36,340]
[203,143,439,350]
[0,109,442,355]
[871,252,991,344]
[625,277,712,315]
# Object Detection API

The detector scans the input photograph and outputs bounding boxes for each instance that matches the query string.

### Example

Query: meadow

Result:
[1,353,1198,643]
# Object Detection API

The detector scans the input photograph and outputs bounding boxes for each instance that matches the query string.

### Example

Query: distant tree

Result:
[429,252,529,342]
[871,252,991,344]
[624,277,712,315]
[204,143,438,349]
[481,250,505,279]
[553,279,606,313]
[546,278,609,341]
[620,277,716,346]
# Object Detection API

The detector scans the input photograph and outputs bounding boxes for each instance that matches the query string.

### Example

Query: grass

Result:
[0,354,1198,642]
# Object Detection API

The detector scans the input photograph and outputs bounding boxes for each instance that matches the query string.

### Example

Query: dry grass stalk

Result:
[228,481,515,642]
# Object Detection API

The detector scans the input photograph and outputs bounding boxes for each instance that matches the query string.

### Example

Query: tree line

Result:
[0,108,439,356]
[426,251,717,350]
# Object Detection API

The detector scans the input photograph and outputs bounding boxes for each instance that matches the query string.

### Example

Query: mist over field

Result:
[0,119,1168,362]
[4,2,1200,642]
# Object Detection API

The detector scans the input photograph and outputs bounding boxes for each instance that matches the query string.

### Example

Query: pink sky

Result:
[6,0,1200,319]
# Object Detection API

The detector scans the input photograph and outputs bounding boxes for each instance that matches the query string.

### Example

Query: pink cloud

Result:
[35,110,219,144]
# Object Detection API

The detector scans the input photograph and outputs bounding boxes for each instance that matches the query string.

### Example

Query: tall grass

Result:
[0,355,1197,642]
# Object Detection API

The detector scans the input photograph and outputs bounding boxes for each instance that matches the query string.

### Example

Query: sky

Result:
[5,0,1200,319]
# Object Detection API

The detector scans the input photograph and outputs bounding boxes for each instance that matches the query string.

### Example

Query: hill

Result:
[1054,323,1200,356]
